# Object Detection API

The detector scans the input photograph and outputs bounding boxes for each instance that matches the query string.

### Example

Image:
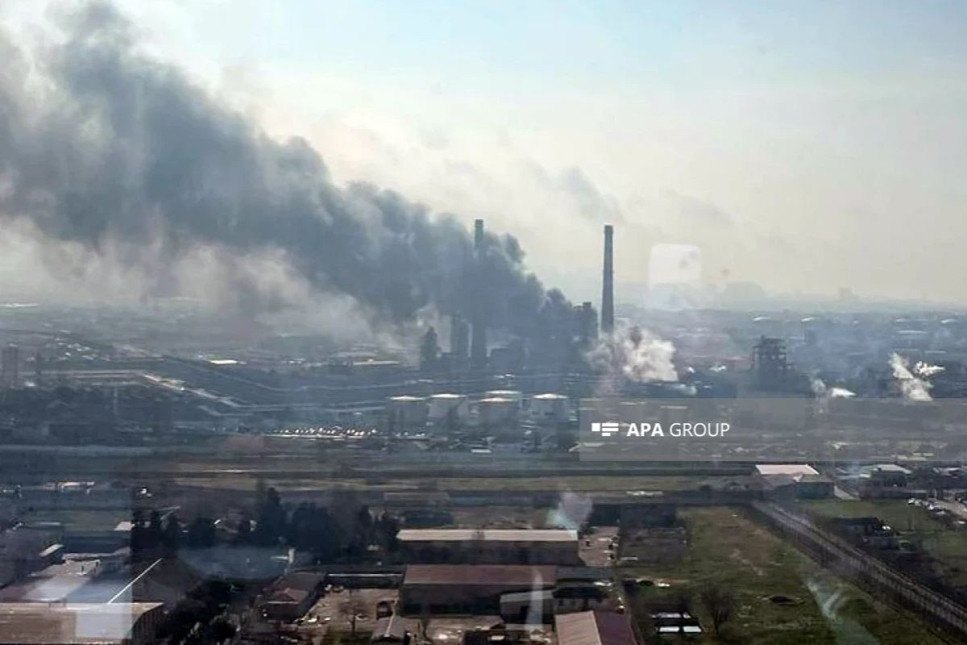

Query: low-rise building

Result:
[555,610,637,645]
[400,565,557,615]
[257,571,325,623]
[0,602,163,645]
[397,529,579,565]
[755,464,833,499]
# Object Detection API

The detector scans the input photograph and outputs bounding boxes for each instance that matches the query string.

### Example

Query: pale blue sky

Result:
[4,0,967,304]
[149,1,967,86]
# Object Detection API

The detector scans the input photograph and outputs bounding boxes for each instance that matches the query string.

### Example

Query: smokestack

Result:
[601,224,614,334]
[450,314,470,365]
[474,219,485,250]
[470,219,488,368]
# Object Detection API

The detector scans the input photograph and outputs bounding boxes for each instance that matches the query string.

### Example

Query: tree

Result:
[162,513,181,555]
[207,617,236,643]
[375,512,401,555]
[148,510,164,546]
[339,590,365,635]
[287,502,342,561]
[187,516,217,548]
[674,590,692,635]
[699,585,735,635]
[130,508,148,558]
[235,517,252,546]
[254,486,286,546]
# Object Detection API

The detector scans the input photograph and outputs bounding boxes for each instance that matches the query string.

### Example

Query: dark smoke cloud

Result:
[0,1,572,337]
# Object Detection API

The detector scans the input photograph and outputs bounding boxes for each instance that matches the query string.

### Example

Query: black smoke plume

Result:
[0,2,572,339]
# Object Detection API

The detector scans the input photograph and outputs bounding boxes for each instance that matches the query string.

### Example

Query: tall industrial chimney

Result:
[601,224,614,334]
[470,219,488,369]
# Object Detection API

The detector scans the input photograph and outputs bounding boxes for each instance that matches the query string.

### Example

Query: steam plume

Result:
[889,353,932,402]
[587,324,678,394]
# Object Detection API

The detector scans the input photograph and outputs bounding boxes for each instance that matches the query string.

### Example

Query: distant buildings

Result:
[1,345,19,388]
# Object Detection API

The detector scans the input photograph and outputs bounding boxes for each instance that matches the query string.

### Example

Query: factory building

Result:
[397,529,579,565]
[575,301,598,346]
[1,344,19,388]
[555,611,637,645]
[0,602,164,645]
[400,564,557,615]
[755,464,833,499]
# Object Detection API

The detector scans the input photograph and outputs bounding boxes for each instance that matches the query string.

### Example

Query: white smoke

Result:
[890,353,933,402]
[547,491,593,530]
[811,378,856,399]
[587,325,677,394]
[914,361,945,378]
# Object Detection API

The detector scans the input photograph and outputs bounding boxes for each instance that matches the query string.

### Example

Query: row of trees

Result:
[131,509,222,558]
[249,484,401,561]
[132,485,401,564]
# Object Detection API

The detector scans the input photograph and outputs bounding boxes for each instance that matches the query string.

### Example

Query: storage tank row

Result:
[385,392,570,429]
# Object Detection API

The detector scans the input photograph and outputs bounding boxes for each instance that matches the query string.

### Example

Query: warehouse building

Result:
[755,464,833,499]
[0,602,164,645]
[397,529,579,565]
[400,564,557,615]
[555,610,637,645]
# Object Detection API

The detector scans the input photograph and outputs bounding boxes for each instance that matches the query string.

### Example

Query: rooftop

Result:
[403,565,557,587]
[397,529,577,543]
[0,602,162,644]
[555,611,637,645]
[755,464,819,477]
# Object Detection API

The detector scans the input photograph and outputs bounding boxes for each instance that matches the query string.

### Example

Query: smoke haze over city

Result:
[3,0,967,311]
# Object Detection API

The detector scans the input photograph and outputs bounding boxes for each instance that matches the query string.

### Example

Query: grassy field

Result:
[803,498,967,587]
[620,507,947,644]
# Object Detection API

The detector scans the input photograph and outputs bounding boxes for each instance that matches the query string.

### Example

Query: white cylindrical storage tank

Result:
[428,393,468,422]
[386,395,428,429]
[478,397,519,426]
[485,390,523,406]
[531,393,569,423]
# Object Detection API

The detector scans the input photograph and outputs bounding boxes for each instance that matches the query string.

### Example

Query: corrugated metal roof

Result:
[755,464,818,477]
[555,611,637,645]
[403,565,557,587]
[0,602,163,644]
[397,529,577,542]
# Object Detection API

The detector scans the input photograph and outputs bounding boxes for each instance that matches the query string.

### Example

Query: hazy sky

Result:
[5,0,967,305]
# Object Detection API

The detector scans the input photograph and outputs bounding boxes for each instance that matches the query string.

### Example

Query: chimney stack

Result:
[470,219,488,368]
[601,224,614,334]
[474,218,484,250]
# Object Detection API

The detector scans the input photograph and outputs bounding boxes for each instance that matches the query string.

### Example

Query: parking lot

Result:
[304,587,400,633]
[580,526,618,566]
